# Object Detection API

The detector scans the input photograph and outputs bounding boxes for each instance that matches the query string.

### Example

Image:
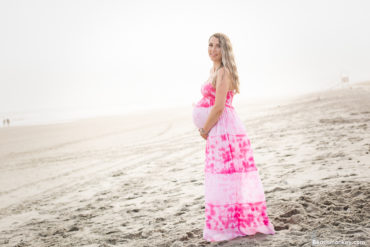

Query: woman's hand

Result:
[199,128,209,140]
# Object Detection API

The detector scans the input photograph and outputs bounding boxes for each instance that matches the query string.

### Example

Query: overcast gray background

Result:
[1,0,369,118]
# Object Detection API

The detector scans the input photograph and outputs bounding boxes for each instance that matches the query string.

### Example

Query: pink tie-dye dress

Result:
[192,80,276,242]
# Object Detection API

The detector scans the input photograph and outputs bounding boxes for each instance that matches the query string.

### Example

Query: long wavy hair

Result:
[209,33,240,94]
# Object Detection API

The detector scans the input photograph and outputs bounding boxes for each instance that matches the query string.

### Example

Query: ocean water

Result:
[0,103,178,127]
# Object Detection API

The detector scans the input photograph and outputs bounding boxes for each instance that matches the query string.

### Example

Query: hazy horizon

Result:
[1,0,369,117]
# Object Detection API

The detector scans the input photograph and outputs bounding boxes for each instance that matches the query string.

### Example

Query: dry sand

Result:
[0,82,369,247]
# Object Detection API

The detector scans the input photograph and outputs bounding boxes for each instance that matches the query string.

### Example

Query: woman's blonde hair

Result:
[209,33,240,94]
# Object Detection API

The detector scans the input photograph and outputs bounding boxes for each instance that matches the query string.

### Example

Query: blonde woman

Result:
[192,33,276,242]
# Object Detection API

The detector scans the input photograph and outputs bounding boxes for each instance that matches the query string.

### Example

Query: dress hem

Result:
[203,227,276,242]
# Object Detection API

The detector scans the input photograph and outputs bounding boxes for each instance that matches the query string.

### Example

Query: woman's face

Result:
[208,36,222,63]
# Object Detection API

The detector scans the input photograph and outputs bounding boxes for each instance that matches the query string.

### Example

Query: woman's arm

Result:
[201,67,231,137]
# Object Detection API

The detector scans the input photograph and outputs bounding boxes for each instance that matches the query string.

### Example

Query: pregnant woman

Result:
[192,33,276,242]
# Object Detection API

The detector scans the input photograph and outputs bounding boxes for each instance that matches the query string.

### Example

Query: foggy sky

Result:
[1,0,369,113]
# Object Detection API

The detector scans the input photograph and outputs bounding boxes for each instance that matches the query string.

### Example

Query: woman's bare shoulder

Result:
[216,67,234,90]
[216,67,232,81]
[218,66,231,75]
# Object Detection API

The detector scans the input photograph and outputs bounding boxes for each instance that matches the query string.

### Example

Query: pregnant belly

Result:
[192,106,210,129]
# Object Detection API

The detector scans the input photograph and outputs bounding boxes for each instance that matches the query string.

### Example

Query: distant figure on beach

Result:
[2,118,10,127]
[192,33,276,242]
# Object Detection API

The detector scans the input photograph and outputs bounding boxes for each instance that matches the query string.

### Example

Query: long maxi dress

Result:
[192,79,276,242]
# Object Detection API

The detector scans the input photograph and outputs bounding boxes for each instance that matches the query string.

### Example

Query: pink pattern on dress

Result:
[192,80,275,242]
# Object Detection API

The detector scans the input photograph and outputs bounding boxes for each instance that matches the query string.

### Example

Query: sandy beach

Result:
[0,82,369,247]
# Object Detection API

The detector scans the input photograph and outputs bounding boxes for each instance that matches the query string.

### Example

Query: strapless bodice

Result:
[195,81,234,109]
